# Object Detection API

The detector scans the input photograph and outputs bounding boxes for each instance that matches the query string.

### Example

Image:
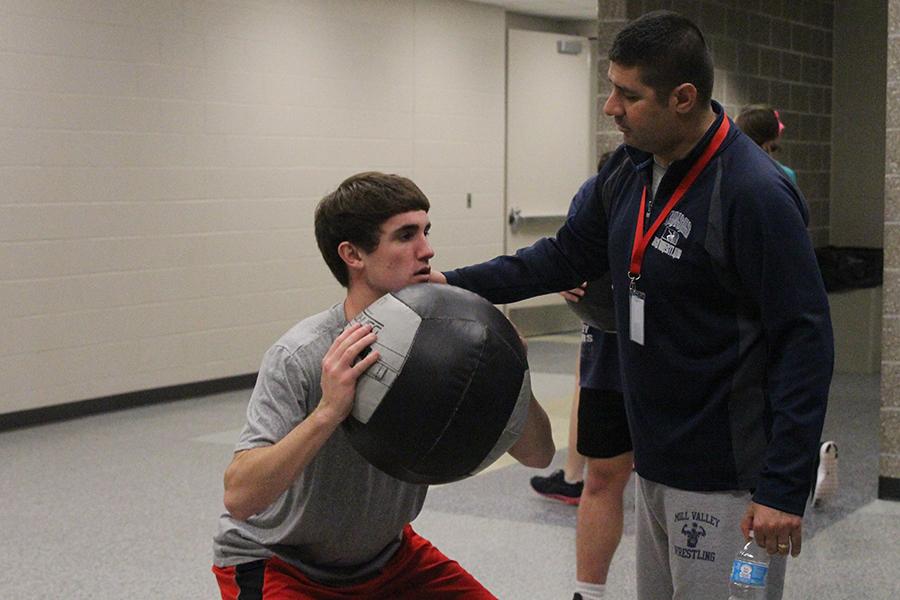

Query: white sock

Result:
[574,580,605,599]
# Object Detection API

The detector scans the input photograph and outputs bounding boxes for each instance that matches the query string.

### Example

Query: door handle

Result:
[508,207,567,233]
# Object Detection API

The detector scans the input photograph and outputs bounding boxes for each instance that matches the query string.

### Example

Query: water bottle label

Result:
[730,559,768,587]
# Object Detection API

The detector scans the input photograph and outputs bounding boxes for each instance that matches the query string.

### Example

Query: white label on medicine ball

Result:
[470,369,532,476]
[351,293,421,423]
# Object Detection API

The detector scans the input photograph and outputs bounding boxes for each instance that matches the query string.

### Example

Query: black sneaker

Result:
[529,469,583,505]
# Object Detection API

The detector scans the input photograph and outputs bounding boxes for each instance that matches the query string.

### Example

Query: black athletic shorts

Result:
[576,387,632,459]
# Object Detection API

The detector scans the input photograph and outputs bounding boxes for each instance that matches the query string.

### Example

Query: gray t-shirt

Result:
[213,304,428,584]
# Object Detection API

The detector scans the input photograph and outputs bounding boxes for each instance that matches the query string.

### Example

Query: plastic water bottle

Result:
[728,535,769,599]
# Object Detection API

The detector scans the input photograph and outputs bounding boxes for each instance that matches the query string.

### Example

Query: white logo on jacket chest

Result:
[651,210,692,260]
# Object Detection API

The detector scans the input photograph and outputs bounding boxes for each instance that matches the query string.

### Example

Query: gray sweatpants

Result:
[635,475,787,600]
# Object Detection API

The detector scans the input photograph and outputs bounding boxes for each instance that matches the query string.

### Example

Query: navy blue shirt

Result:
[445,103,833,516]
[579,325,621,393]
[566,167,622,394]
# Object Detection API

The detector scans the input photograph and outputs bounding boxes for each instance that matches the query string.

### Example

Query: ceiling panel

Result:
[469,0,598,20]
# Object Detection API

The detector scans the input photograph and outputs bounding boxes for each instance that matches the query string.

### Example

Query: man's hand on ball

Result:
[559,282,587,303]
[319,322,379,423]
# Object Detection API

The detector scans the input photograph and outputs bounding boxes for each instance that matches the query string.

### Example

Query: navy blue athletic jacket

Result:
[446,102,833,516]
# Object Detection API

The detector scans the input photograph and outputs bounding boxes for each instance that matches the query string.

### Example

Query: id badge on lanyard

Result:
[629,286,645,345]
[627,116,730,346]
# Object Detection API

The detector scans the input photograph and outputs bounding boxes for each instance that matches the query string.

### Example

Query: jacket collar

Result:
[624,100,728,182]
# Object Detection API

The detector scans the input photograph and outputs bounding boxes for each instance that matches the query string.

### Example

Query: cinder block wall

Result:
[597,0,833,246]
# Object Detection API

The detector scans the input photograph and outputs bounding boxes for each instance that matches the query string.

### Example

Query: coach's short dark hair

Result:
[314,172,430,287]
[609,10,714,105]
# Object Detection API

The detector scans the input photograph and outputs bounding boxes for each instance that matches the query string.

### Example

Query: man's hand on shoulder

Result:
[740,501,803,557]
[428,271,447,284]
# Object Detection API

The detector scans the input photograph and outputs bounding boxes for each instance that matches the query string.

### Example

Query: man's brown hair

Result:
[314,172,430,287]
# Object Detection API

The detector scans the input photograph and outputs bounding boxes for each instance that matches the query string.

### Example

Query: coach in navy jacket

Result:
[437,11,832,600]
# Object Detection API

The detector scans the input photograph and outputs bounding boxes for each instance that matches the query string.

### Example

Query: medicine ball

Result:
[343,283,531,485]
[565,272,616,331]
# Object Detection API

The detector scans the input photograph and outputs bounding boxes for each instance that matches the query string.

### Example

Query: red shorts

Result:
[212,525,496,599]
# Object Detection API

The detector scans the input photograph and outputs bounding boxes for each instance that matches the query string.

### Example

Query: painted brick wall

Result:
[0,0,506,414]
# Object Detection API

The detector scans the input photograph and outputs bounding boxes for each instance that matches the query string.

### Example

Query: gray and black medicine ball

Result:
[344,283,531,485]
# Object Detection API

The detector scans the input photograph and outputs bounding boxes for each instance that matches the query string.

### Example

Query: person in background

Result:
[529,149,630,599]
[736,103,839,508]
[569,307,632,600]
[530,152,617,508]
[735,104,797,183]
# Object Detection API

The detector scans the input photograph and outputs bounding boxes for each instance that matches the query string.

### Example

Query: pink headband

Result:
[774,109,785,136]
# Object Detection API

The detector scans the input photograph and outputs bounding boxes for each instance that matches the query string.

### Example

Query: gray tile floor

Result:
[2,335,898,599]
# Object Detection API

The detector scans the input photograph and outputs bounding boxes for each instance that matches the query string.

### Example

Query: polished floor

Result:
[2,334,897,599]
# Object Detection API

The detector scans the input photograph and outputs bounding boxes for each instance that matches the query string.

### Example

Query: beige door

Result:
[506,29,594,321]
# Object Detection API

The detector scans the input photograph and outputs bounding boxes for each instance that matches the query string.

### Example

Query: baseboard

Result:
[507,303,581,337]
[878,476,900,502]
[0,373,258,433]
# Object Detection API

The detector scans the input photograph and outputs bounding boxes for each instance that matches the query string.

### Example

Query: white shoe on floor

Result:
[812,441,839,507]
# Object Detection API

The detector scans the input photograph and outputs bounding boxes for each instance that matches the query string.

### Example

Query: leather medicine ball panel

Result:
[344,283,531,485]
[565,272,615,331]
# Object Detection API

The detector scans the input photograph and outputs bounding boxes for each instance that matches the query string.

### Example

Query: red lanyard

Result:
[628,117,730,285]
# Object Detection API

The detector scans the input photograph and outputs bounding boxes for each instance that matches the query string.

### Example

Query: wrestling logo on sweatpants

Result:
[673,510,719,562]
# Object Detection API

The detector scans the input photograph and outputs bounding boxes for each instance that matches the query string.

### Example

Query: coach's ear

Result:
[670,82,699,115]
